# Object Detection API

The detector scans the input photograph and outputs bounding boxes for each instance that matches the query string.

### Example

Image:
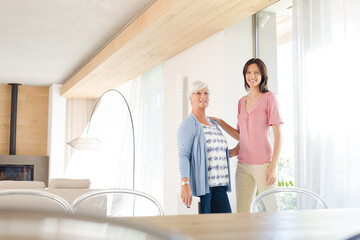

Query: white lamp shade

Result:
[67,137,101,150]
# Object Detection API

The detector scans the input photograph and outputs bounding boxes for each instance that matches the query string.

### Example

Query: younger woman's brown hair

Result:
[242,58,269,93]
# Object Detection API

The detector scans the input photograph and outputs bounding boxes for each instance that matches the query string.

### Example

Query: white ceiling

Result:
[0,0,153,87]
[263,0,292,14]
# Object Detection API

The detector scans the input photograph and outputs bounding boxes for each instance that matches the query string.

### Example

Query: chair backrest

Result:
[49,178,90,189]
[0,180,45,189]
[250,187,328,213]
[177,194,200,215]
[72,189,164,218]
[0,189,73,214]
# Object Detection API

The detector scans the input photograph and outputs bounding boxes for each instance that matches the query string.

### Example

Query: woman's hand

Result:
[266,124,282,186]
[181,184,192,207]
[208,116,221,123]
[209,117,240,141]
[265,165,277,186]
[229,142,239,157]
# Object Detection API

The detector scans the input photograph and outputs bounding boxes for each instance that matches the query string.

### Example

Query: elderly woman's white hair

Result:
[187,81,210,101]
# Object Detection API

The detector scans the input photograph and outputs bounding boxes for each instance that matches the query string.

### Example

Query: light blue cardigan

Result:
[177,113,231,196]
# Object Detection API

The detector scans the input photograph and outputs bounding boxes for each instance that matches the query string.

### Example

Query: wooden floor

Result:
[126,208,360,240]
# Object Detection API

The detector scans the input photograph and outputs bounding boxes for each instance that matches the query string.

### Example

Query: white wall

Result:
[47,84,67,179]
[222,16,254,212]
[163,16,254,214]
[258,11,278,93]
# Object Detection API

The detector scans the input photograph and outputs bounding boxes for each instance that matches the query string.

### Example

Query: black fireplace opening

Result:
[0,164,34,181]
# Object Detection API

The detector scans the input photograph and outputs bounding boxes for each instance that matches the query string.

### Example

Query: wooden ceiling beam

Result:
[60,0,277,99]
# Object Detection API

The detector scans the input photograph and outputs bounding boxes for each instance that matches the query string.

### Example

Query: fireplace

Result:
[0,155,49,186]
[0,164,34,181]
[0,84,50,186]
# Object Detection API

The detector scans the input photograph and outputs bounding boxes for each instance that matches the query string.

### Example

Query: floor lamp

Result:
[67,89,135,190]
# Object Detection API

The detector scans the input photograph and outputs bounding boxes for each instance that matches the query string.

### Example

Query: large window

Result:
[256,0,295,188]
[275,3,294,188]
[65,64,164,203]
[257,0,360,208]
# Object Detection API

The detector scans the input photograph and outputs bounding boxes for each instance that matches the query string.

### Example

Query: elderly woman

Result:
[177,81,232,214]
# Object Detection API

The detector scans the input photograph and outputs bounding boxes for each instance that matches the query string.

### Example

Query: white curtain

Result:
[65,98,96,168]
[65,64,164,202]
[293,0,360,208]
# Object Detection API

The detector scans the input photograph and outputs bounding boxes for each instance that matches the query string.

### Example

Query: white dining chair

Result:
[250,187,328,213]
[0,189,73,214]
[72,189,164,218]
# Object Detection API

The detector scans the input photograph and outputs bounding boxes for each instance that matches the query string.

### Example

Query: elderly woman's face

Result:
[191,87,209,109]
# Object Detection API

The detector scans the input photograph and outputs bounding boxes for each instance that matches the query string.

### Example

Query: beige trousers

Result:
[235,162,278,213]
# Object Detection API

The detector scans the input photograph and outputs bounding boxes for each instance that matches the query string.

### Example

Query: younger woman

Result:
[212,58,283,212]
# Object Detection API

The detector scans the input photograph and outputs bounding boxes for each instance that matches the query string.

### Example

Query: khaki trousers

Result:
[235,162,278,213]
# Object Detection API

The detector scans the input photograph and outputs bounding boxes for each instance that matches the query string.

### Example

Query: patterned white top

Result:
[202,124,229,187]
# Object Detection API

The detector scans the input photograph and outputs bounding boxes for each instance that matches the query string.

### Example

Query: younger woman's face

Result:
[245,63,262,89]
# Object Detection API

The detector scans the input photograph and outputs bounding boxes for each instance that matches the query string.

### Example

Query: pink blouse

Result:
[237,92,283,165]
